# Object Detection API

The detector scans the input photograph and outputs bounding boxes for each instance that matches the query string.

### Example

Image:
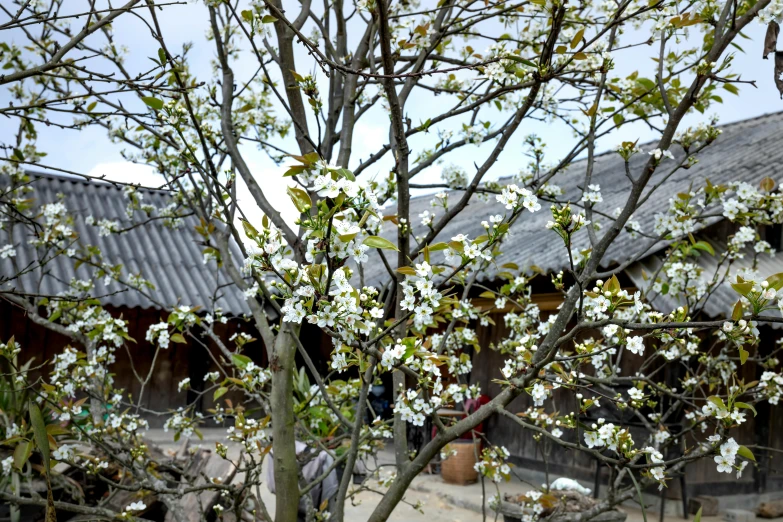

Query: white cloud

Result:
[87,162,163,188]
[238,160,299,229]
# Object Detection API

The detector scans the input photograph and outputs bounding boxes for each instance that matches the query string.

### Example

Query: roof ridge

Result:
[410,110,783,201]
[24,169,171,195]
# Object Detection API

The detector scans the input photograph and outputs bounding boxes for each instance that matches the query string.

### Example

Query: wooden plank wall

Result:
[0,301,265,427]
[469,312,783,496]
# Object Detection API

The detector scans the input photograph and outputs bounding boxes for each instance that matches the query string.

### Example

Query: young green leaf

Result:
[571,28,585,49]
[231,353,252,369]
[142,96,164,111]
[363,236,398,251]
[739,346,749,365]
[30,402,57,522]
[731,300,743,321]
[13,440,33,471]
[737,445,755,461]
[287,186,312,214]
[214,387,229,401]
[29,402,50,472]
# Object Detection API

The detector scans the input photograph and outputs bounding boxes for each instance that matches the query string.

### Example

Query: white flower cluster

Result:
[581,184,603,204]
[647,148,674,161]
[653,193,699,238]
[721,182,764,222]
[163,407,201,438]
[701,400,747,425]
[653,262,707,302]
[146,322,170,349]
[462,124,486,145]
[644,446,666,485]
[626,336,645,356]
[440,164,468,189]
[474,445,512,483]
[239,361,271,391]
[713,437,747,478]
[0,244,16,259]
[759,370,783,405]
[106,409,149,434]
[497,184,541,212]
[583,419,635,456]
[400,262,442,329]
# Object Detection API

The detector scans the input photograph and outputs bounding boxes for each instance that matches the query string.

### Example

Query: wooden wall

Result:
[469,312,783,497]
[0,301,264,427]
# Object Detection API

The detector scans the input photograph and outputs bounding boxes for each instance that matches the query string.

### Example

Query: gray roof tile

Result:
[361,111,783,289]
[0,171,249,315]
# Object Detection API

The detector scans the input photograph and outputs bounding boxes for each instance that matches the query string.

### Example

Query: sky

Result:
[3,1,781,227]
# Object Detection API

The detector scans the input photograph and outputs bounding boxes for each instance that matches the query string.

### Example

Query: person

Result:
[266,440,339,522]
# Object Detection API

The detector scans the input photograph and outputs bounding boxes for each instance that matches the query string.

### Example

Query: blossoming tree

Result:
[1,1,783,522]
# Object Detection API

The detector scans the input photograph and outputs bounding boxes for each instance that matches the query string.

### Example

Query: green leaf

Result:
[283,165,307,177]
[29,402,50,472]
[606,275,621,293]
[30,402,57,522]
[231,353,252,369]
[694,506,703,522]
[213,387,229,401]
[636,77,656,91]
[87,101,97,112]
[628,470,649,522]
[734,402,757,416]
[504,55,537,68]
[692,240,714,256]
[241,218,259,239]
[708,395,727,411]
[170,333,187,344]
[571,28,585,49]
[396,266,417,276]
[765,272,783,291]
[731,300,743,321]
[158,48,167,64]
[731,281,753,297]
[363,236,398,251]
[739,346,749,365]
[286,186,312,214]
[737,445,755,462]
[261,14,278,23]
[13,440,33,471]
[142,96,164,111]
[760,177,776,192]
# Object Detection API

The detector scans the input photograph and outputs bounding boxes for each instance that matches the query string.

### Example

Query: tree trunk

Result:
[271,324,301,522]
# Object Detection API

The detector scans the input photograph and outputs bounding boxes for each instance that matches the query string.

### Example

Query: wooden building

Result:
[0,171,263,426]
[359,112,783,501]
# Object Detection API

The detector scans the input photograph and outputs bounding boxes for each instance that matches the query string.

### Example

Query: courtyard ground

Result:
[146,429,781,522]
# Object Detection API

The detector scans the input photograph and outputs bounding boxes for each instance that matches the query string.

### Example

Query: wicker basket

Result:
[440,439,480,485]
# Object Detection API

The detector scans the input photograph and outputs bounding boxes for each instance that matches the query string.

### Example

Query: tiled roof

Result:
[0,171,249,315]
[626,241,783,327]
[361,111,783,290]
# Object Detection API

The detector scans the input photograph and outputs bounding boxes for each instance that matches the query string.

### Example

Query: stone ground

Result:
[146,429,779,522]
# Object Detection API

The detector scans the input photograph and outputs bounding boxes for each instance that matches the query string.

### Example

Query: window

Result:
[765,223,783,252]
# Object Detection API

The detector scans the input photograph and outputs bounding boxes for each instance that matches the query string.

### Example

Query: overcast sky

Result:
[4,2,780,225]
